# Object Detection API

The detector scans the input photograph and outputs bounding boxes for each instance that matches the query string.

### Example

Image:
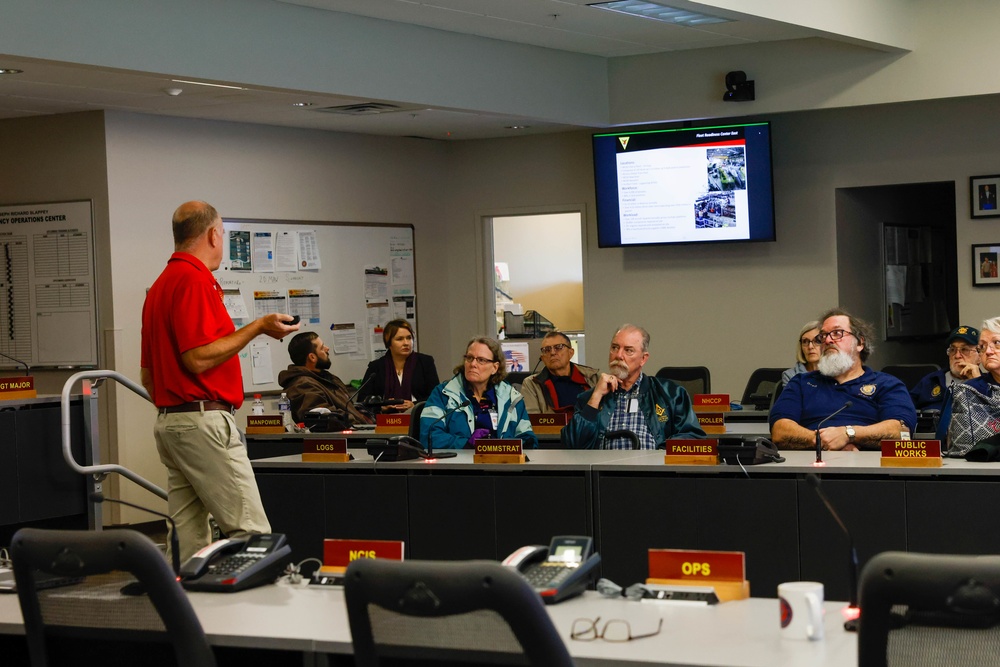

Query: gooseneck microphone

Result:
[344,373,376,419]
[90,492,180,577]
[814,401,852,464]
[0,349,30,372]
[424,399,471,459]
[805,473,859,612]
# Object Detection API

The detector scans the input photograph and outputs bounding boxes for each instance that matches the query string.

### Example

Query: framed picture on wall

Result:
[970,175,1000,218]
[972,244,1000,286]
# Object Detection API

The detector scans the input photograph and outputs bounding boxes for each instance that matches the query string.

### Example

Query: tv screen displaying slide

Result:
[593,122,775,247]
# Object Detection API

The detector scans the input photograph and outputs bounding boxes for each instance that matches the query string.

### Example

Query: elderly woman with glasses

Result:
[780,320,821,387]
[419,336,538,450]
[521,331,600,414]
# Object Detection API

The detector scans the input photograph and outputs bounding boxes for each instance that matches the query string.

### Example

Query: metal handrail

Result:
[61,369,167,500]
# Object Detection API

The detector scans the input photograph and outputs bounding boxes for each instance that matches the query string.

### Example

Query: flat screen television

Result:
[592,121,775,247]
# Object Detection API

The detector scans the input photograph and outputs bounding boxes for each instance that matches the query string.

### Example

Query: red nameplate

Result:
[323,539,404,568]
[665,439,718,456]
[530,413,569,427]
[302,438,350,462]
[880,439,942,467]
[0,375,36,400]
[648,548,745,582]
[376,413,410,434]
[246,414,284,434]
[692,394,730,413]
[697,413,726,434]
[473,438,525,464]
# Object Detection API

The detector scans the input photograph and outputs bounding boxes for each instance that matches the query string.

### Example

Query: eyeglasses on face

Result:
[947,346,976,357]
[815,329,856,344]
[800,338,821,347]
[540,343,570,355]
[463,355,497,366]
[977,340,1000,354]
[570,616,663,642]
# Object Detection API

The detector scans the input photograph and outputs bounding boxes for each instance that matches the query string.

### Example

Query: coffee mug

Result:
[778,581,824,640]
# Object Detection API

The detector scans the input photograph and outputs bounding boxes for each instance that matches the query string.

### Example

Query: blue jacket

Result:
[562,374,705,449]
[909,369,949,412]
[419,374,538,450]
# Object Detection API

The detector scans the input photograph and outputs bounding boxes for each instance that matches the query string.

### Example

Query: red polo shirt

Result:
[141,252,244,408]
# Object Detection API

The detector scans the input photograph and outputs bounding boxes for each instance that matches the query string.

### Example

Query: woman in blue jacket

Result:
[420,337,537,450]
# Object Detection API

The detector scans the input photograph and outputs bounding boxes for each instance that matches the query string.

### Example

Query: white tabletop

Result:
[0,583,857,666]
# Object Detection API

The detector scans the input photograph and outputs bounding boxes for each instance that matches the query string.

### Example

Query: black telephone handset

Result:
[503,535,601,604]
[180,533,292,593]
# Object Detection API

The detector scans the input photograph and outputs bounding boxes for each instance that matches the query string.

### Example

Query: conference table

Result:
[0,581,857,666]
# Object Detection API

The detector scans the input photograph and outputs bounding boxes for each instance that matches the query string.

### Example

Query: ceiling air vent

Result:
[314,102,401,115]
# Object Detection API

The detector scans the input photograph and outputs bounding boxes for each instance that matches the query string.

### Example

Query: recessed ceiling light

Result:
[506,125,531,130]
[170,79,245,90]
[292,102,315,107]
[0,69,24,75]
[589,1,731,26]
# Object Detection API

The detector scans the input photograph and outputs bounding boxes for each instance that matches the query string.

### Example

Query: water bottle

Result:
[278,392,292,429]
[251,394,265,416]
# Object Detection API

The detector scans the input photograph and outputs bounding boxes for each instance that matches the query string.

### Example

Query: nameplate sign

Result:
[302,438,350,462]
[697,413,726,434]
[530,413,569,435]
[246,415,285,434]
[473,438,525,464]
[664,439,718,465]
[692,394,730,414]
[376,413,410,434]
[319,538,405,577]
[880,440,942,468]
[647,548,750,602]
[0,376,36,400]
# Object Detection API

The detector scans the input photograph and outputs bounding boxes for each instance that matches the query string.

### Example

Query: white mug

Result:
[778,581,824,640]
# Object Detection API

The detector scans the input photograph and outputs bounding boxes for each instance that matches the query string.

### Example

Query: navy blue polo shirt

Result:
[909,369,949,412]
[770,367,917,432]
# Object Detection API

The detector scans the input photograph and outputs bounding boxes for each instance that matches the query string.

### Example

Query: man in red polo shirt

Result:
[141,201,299,562]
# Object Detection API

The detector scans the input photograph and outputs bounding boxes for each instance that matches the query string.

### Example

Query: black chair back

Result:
[506,371,530,390]
[12,527,216,667]
[880,364,940,391]
[740,368,785,409]
[858,551,1000,667]
[655,366,711,396]
[345,558,575,667]
[409,400,426,439]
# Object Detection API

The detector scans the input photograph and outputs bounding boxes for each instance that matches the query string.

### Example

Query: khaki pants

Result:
[154,409,270,563]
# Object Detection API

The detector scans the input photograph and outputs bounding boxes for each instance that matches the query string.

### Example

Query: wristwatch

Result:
[845,425,856,443]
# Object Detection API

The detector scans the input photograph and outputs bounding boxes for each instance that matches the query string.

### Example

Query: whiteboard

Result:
[0,200,98,369]
[217,219,417,395]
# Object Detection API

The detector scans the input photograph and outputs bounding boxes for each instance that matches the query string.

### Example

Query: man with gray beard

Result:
[769,308,916,450]
[563,324,705,449]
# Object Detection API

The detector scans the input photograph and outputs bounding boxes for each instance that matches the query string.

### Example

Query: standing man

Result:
[520,331,600,414]
[278,331,372,425]
[770,308,916,450]
[563,324,705,449]
[141,201,300,562]
[909,325,981,412]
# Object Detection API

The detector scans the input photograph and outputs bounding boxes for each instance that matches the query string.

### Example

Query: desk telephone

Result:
[502,535,601,604]
[180,533,292,592]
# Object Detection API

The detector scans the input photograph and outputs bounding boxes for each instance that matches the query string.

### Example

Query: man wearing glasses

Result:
[563,324,705,449]
[909,326,981,412]
[770,309,916,450]
[520,332,600,414]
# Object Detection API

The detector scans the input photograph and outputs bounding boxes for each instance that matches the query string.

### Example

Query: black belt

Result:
[159,400,235,415]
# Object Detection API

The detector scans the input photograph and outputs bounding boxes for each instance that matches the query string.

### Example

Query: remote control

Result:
[284,315,300,326]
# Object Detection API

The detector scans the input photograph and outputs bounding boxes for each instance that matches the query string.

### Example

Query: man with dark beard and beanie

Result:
[769,308,916,450]
[278,331,372,425]
[562,324,704,449]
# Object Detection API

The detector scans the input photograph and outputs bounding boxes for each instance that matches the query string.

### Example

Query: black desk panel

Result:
[0,411,17,525]
[595,474,799,596]
[906,479,1000,555]
[256,473,326,562]
[407,474,498,560]
[797,478,906,602]
[15,402,86,523]
[494,474,591,558]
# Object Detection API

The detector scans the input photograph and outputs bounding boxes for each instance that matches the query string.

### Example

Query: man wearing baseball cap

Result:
[909,325,981,412]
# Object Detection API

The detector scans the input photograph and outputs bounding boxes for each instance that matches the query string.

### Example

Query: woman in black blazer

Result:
[359,319,440,412]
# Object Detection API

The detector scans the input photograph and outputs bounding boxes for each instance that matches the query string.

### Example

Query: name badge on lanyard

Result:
[628,398,639,413]
[489,408,499,430]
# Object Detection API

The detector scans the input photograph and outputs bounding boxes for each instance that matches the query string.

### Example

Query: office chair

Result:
[858,551,1000,667]
[345,558,575,667]
[770,379,785,410]
[506,371,529,390]
[655,366,711,396]
[12,528,216,667]
[409,401,426,440]
[740,368,784,410]
[604,429,641,450]
[880,364,940,392]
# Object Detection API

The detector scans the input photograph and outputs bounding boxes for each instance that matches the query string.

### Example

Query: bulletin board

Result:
[0,200,98,369]
[218,219,417,395]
